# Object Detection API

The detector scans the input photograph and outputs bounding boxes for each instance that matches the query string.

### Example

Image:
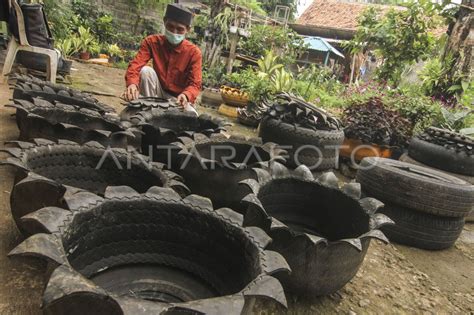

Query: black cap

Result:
[164,4,193,26]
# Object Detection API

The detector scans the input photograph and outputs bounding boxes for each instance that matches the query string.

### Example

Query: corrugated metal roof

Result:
[303,36,345,58]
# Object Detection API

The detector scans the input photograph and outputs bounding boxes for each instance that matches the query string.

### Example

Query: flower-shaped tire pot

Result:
[119,97,176,121]
[9,187,290,315]
[11,74,115,114]
[0,139,187,235]
[240,162,393,296]
[6,98,138,148]
[174,134,286,212]
[259,94,344,171]
[132,107,229,168]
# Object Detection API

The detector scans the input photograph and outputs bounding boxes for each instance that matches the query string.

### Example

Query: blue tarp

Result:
[303,36,345,59]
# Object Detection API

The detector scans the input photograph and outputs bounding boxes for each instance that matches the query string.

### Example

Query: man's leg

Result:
[139,66,170,98]
[139,66,198,116]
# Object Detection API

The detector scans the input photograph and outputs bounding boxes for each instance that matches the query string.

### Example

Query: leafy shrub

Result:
[342,97,413,148]
[238,25,307,64]
[43,0,75,41]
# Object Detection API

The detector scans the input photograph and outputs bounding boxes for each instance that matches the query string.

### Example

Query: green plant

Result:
[438,108,473,135]
[43,0,75,41]
[202,64,226,89]
[107,44,124,61]
[55,38,79,58]
[294,64,344,104]
[233,0,266,15]
[238,24,307,62]
[271,68,293,92]
[345,1,442,86]
[77,26,97,53]
[95,14,117,43]
[387,94,443,132]
[212,7,236,48]
[256,50,283,76]
[418,53,462,100]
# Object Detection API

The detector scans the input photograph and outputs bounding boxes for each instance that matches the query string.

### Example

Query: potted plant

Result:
[55,38,78,73]
[341,97,412,161]
[106,43,124,63]
[200,65,225,107]
[77,26,96,60]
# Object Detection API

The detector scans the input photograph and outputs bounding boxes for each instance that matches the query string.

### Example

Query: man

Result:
[123,4,202,113]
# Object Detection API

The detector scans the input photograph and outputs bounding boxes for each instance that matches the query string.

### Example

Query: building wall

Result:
[96,0,168,34]
[60,0,169,34]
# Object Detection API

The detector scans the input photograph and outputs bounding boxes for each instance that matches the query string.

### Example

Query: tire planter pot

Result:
[357,158,474,218]
[10,75,115,114]
[237,107,261,128]
[259,95,344,171]
[240,162,392,296]
[119,97,176,122]
[174,134,286,212]
[220,85,249,107]
[9,188,290,315]
[0,139,187,235]
[408,127,473,176]
[6,98,138,148]
[340,138,393,161]
[131,108,229,168]
[200,88,223,107]
[378,203,465,250]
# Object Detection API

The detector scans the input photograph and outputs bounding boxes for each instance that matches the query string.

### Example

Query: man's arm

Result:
[181,48,202,104]
[125,38,152,88]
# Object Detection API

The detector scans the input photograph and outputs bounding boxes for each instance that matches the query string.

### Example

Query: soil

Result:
[0,60,472,314]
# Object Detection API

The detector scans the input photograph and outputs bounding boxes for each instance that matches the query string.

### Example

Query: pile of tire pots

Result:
[357,158,474,250]
[401,127,474,222]
[2,77,396,314]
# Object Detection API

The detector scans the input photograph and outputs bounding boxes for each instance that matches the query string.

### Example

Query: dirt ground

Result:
[0,60,472,314]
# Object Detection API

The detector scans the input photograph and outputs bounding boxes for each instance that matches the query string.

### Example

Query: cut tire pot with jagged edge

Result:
[6,98,140,148]
[174,133,286,213]
[131,105,230,168]
[9,74,115,114]
[259,93,344,171]
[9,187,290,315]
[120,97,176,121]
[0,139,188,235]
[239,162,393,297]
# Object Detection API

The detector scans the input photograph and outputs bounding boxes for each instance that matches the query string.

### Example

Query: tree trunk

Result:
[204,0,227,66]
[443,1,473,81]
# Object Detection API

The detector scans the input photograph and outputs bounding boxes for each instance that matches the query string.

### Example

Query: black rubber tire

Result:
[357,157,474,217]
[399,153,474,185]
[408,137,474,176]
[379,203,465,250]
[12,80,115,114]
[259,116,343,170]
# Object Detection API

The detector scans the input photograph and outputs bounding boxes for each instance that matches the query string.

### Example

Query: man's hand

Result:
[177,94,189,108]
[122,84,139,101]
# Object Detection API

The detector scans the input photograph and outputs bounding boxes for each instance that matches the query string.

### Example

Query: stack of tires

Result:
[259,93,344,171]
[357,158,474,250]
[401,127,474,221]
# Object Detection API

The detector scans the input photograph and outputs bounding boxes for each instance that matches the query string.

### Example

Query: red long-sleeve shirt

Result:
[125,35,202,103]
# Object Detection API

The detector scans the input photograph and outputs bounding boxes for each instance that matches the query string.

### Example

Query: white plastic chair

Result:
[2,0,58,83]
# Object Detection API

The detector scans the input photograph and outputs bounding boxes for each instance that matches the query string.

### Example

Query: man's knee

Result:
[140,66,157,80]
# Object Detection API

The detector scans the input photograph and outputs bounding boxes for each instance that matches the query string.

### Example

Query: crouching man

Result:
[123,4,201,114]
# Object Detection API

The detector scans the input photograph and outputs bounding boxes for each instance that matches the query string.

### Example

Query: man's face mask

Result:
[165,29,186,45]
